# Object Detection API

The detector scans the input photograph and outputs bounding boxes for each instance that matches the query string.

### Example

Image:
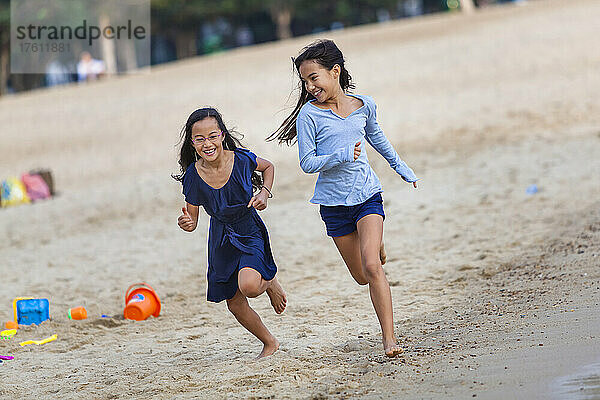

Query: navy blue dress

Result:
[182,148,277,302]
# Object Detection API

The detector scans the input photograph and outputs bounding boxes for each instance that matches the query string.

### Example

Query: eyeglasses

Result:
[192,133,222,146]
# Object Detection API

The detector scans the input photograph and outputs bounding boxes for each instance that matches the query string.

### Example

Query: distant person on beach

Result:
[45,59,71,87]
[269,39,418,358]
[77,51,106,82]
[173,108,286,358]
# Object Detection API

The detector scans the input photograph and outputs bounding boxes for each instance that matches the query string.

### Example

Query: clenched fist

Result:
[353,141,361,161]
[178,206,196,231]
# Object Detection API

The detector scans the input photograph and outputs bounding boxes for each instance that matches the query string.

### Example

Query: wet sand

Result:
[1,0,599,398]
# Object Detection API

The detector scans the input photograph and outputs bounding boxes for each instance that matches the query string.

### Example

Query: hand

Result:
[178,206,195,231]
[353,141,361,161]
[247,190,269,210]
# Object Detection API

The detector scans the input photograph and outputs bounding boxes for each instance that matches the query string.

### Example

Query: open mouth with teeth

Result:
[313,89,323,98]
[202,148,216,156]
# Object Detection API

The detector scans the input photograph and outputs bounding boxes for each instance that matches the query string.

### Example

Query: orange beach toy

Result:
[123,283,161,321]
[5,321,18,330]
[68,306,87,320]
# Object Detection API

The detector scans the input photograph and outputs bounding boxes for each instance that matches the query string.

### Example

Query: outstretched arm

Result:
[365,132,418,183]
[364,101,418,183]
[297,115,354,173]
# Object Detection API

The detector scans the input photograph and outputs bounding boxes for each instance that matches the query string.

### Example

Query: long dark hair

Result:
[267,39,355,145]
[172,107,263,192]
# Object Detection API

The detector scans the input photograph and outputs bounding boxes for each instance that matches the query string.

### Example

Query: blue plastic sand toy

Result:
[16,299,49,325]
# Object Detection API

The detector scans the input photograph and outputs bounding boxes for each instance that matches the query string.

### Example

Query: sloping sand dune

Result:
[1,0,599,398]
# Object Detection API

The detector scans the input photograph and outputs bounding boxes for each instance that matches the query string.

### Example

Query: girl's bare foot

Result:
[384,338,403,358]
[380,242,387,265]
[266,277,287,314]
[257,338,280,359]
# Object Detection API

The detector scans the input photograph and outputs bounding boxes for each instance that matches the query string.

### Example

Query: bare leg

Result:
[238,267,287,314]
[380,241,387,266]
[226,289,279,358]
[332,231,368,285]
[357,214,401,357]
[333,216,402,357]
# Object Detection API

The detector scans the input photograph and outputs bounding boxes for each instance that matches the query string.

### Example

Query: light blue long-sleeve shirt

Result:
[296,94,418,206]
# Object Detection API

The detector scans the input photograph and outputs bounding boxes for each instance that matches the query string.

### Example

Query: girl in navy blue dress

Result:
[173,107,287,359]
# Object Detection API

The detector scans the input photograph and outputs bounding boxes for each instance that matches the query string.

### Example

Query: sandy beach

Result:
[1,0,599,398]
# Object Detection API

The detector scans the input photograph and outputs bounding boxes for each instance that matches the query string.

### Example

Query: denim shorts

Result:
[319,192,385,237]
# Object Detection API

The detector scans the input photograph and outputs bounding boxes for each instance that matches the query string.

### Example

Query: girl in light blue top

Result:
[269,39,418,358]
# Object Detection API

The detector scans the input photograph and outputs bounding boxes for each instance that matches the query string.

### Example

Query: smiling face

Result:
[191,117,224,162]
[298,59,342,103]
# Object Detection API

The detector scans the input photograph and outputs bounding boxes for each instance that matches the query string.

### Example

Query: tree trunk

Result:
[119,35,138,71]
[174,30,196,59]
[99,14,117,74]
[460,0,476,13]
[0,34,8,96]
[270,2,293,40]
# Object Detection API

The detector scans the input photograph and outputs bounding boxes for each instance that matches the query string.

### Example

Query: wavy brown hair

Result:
[268,39,355,145]
[172,107,263,191]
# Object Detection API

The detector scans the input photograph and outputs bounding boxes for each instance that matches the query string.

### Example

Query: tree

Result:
[0,0,9,95]
[460,0,476,13]
[152,0,244,57]
[268,0,293,39]
[228,0,299,40]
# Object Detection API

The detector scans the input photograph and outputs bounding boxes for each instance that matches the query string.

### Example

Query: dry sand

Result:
[1,0,599,398]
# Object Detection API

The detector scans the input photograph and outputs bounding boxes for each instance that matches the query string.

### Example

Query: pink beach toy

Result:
[21,174,51,201]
